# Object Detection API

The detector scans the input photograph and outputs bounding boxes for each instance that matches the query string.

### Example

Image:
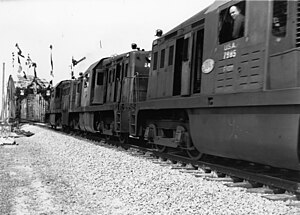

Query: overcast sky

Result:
[0,0,214,86]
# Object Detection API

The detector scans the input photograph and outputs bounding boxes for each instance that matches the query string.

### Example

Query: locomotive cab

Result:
[202,0,266,94]
[203,0,300,93]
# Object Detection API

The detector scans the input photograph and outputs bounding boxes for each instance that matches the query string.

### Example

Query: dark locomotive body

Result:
[48,0,300,171]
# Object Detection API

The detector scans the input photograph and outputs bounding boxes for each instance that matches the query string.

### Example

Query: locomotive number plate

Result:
[223,42,237,60]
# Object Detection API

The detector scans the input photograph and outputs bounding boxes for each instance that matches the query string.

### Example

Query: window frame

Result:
[218,1,246,44]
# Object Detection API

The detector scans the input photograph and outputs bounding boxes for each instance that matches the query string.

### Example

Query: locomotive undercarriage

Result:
[67,109,203,160]
[94,111,115,137]
[141,110,202,160]
[49,113,61,129]
[69,110,121,140]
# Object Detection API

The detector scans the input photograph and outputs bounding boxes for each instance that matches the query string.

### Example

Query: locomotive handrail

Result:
[120,75,149,103]
[121,75,149,79]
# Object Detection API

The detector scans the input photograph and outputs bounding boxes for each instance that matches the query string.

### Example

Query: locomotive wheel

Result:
[105,135,111,141]
[155,144,167,153]
[186,148,203,160]
[119,133,129,144]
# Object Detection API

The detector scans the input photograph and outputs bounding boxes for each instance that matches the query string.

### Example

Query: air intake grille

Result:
[297,1,300,47]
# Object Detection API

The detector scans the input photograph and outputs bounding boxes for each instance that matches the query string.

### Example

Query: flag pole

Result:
[1,62,5,122]
[50,45,53,78]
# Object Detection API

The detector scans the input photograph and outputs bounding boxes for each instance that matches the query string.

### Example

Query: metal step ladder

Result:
[115,110,121,135]
[129,109,136,136]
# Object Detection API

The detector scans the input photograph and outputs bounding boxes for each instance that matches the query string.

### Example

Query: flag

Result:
[26,54,32,68]
[12,52,15,68]
[16,43,24,58]
[32,62,37,78]
[50,45,54,77]
[17,56,22,73]
[16,43,24,73]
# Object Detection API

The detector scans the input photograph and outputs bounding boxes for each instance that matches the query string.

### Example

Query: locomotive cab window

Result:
[219,1,245,44]
[272,0,287,37]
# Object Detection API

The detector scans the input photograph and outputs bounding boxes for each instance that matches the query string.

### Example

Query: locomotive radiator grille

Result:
[215,49,263,93]
[297,1,300,47]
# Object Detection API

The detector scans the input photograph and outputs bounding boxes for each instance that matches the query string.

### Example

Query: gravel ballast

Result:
[1,124,300,215]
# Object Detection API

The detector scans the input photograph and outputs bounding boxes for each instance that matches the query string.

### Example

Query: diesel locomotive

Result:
[48,0,300,171]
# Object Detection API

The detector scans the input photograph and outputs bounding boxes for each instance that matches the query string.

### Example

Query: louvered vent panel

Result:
[296,1,300,47]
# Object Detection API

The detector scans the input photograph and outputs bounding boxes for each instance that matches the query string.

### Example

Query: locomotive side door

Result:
[106,68,114,103]
[121,61,130,103]
[61,84,70,126]
[75,79,82,108]
[115,62,122,103]
[93,69,105,104]
[165,40,176,97]
[173,37,183,96]
[69,81,76,111]
[110,67,116,102]
[90,69,96,103]
[191,27,204,94]
[156,43,167,98]
[181,33,193,96]
[80,73,89,107]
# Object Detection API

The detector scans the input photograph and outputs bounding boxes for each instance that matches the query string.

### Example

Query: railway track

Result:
[34,122,300,206]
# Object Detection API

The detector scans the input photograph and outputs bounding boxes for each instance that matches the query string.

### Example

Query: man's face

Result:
[230,7,240,20]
